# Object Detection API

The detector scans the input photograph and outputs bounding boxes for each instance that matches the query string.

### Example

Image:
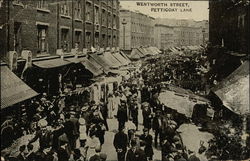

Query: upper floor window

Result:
[74,31,81,49]
[102,9,106,26]
[37,0,48,10]
[12,0,22,5]
[94,6,99,24]
[61,1,70,16]
[86,2,91,22]
[108,0,112,6]
[108,12,112,28]
[113,15,116,29]
[61,28,69,52]
[14,22,22,54]
[37,25,48,54]
[113,0,117,8]
[75,0,82,19]
[86,32,91,49]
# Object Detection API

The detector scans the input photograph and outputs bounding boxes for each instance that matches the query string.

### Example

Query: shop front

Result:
[1,65,39,149]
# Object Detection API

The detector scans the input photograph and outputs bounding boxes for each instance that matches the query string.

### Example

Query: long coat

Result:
[126,148,147,161]
[139,134,154,157]
[117,107,128,123]
[142,108,152,129]
[113,131,128,151]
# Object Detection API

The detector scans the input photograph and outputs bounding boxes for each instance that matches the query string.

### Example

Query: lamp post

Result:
[122,19,127,50]
[202,28,205,46]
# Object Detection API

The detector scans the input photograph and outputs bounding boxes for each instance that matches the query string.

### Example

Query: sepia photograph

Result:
[0,0,249,161]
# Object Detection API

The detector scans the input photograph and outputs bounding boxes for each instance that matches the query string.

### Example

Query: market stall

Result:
[158,85,210,118]
[177,123,214,153]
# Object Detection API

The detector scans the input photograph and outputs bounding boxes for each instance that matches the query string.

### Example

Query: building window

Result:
[61,1,70,16]
[101,34,106,48]
[75,31,81,47]
[74,0,81,19]
[86,32,91,49]
[37,25,48,54]
[12,0,23,6]
[14,22,22,54]
[113,36,116,47]
[86,2,91,22]
[102,9,106,26]
[113,15,116,29]
[37,0,48,9]
[113,0,117,8]
[94,6,99,24]
[108,35,111,47]
[95,33,99,48]
[61,29,69,52]
[108,12,112,28]
[238,14,245,28]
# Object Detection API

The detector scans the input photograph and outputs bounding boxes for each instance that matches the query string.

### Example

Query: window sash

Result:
[37,28,48,52]
[37,0,48,9]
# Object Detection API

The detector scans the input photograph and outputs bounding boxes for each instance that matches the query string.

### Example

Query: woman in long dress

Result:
[107,94,114,119]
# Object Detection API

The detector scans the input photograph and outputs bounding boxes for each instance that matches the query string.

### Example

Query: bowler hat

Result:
[81,106,88,112]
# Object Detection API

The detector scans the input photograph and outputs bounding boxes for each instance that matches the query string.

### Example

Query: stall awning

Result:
[120,51,131,63]
[159,85,209,117]
[138,47,150,57]
[81,58,103,76]
[112,52,130,66]
[33,58,72,69]
[212,61,249,115]
[129,48,144,60]
[89,53,111,72]
[66,57,85,63]
[103,52,123,67]
[1,66,39,110]
[146,47,156,56]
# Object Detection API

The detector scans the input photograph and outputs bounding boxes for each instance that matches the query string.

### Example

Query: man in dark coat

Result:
[141,84,150,103]
[29,119,52,151]
[140,128,154,160]
[130,97,139,131]
[117,101,128,130]
[142,102,152,130]
[99,99,109,131]
[63,113,79,150]
[126,139,147,161]
[152,110,163,148]
[113,126,128,161]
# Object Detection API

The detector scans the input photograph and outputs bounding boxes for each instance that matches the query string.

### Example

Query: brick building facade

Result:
[0,0,120,60]
[154,18,209,49]
[154,24,174,50]
[209,0,249,54]
[119,9,155,51]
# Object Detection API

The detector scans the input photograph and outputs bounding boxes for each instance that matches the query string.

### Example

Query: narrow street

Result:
[1,0,249,161]
[102,108,162,161]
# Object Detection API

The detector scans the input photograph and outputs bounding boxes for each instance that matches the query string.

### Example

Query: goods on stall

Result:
[177,123,214,154]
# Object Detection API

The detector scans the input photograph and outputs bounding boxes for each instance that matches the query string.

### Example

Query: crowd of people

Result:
[1,68,208,161]
[141,49,209,94]
[1,92,109,161]
[1,47,249,161]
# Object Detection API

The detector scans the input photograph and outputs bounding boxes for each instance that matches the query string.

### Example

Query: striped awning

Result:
[1,66,39,110]
[81,58,103,76]
[212,61,249,115]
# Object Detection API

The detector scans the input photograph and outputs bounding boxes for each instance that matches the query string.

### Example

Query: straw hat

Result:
[38,119,48,128]
[79,118,86,125]
[142,102,149,107]
[81,106,88,112]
